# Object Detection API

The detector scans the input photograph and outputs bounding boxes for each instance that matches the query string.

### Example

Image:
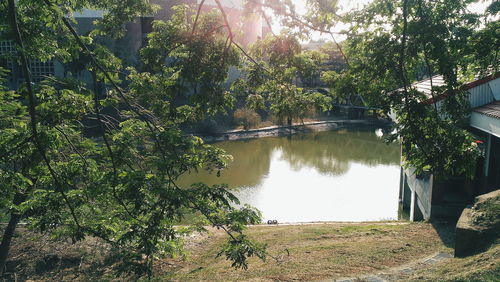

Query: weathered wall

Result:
[401,168,432,221]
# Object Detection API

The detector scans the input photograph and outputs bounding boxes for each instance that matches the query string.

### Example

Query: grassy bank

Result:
[161,222,450,281]
[3,221,498,281]
[406,240,499,281]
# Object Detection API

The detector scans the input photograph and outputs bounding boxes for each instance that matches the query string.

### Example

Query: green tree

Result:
[262,0,497,178]
[0,1,266,277]
[233,34,332,126]
[338,0,495,177]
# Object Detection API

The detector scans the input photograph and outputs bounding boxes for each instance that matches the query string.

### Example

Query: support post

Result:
[410,189,424,221]
[484,134,491,177]
[399,167,405,202]
[402,174,412,210]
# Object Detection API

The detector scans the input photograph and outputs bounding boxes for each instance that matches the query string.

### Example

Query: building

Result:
[1,0,263,90]
[0,40,64,90]
[400,73,500,221]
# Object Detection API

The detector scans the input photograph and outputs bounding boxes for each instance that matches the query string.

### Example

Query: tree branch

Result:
[7,0,83,232]
[191,0,206,37]
[248,0,349,65]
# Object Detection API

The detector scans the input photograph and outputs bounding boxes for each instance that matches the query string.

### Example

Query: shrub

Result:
[233,108,261,130]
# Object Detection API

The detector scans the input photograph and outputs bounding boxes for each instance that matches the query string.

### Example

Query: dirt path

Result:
[332,252,453,282]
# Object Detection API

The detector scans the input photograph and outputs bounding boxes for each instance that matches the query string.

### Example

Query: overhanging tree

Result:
[339,0,496,177]
[260,0,498,178]
[232,34,332,126]
[0,0,267,277]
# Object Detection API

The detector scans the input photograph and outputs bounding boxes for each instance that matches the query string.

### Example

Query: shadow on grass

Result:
[1,254,109,282]
[430,218,457,249]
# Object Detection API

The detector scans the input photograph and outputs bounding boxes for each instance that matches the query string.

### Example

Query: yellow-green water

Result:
[180,128,401,222]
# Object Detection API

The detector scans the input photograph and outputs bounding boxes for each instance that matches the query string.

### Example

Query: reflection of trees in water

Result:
[279,129,401,176]
[178,138,274,188]
[179,128,400,188]
[215,139,274,187]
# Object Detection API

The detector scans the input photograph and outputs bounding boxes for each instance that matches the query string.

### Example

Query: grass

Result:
[471,195,500,229]
[160,222,450,281]
[401,193,500,282]
[3,221,498,281]
[407,240,500,281]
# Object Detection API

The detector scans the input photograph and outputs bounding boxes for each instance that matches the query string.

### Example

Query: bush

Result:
[233,108,261,130]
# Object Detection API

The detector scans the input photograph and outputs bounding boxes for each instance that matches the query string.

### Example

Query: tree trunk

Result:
[287,117,292,127]
[0,189,30,275]
[0,212,21,275]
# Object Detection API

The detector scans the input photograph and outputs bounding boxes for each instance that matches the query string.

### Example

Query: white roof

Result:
[411,75,446,97]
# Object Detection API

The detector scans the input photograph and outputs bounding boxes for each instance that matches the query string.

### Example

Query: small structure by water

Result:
[399,74,500,221]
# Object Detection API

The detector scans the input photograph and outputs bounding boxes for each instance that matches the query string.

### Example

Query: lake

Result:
[180,127,401,223]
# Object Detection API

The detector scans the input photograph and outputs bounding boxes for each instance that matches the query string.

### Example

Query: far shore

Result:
[198,118,392,143]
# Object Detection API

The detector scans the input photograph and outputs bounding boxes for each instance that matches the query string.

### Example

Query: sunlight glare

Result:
[272,0,494,42]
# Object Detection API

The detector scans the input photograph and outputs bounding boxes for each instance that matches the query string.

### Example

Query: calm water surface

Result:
[180,128,401,223]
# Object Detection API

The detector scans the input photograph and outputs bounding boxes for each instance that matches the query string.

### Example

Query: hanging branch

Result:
[188,199,286,264]
[191,0,206,37]
[214,0,234,59]
[43,0,188,191]
[247,0,350,66]
[396,0,434,171]
[209,0,270,75]
[398,0,410,91]
[422,43,439,115]
[90,71,146,224]
[261,9,276,37]
[329,33,350,67]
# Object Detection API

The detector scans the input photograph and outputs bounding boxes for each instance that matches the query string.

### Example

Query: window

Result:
[0,40,15,84]
[0,40,15,55]
[30,60,55,82]
[0,40,55,85]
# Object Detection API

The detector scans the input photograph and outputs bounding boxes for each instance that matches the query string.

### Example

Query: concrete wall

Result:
[400,167,432,221]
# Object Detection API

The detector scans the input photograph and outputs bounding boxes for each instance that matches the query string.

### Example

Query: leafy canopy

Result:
[261,0,498,177]
[0,1,266,277]
[232,33,332,125]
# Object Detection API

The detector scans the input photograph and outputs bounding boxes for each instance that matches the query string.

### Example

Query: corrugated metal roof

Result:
[416,73,500,105]
[412,75,446,97]
[473,100,500,119]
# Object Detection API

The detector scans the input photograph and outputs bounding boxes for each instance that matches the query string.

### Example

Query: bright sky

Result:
[268,0,372,42]
[271,0,494,43]
[292,0,372,14]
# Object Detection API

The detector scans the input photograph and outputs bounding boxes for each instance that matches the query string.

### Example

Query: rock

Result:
[455,208,484,257]
[454,189,500,257]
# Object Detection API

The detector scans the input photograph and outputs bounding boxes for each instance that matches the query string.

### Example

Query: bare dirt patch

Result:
[1,227,120,281]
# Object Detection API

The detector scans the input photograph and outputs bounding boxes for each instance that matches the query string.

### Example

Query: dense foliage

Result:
[0,0,266,277]
[339,0,497,177]
[262,0,498,178]
[232,34,332,125]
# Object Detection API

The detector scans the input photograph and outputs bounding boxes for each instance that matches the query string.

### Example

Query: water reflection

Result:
[179,128,401,222]
[279,129,400,176]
